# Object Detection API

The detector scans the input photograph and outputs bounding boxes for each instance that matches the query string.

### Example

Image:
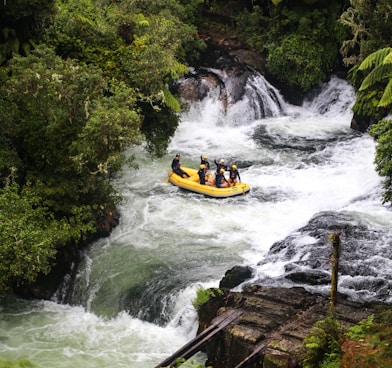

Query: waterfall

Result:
[176,67,286,127]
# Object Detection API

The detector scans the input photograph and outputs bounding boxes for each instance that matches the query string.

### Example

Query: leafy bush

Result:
[266,34,325,92]
[302,317,342,368]
[192,287,223,311]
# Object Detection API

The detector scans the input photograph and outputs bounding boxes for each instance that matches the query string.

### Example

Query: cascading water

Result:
[1,71,391,368]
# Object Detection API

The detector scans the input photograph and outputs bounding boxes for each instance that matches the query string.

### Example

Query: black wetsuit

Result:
[174,165,190,178]
[171,157,180,170]
[198,168,206,184]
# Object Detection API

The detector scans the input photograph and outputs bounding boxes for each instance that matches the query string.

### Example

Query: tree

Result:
[0,44,145,225]
[43,0,205,156]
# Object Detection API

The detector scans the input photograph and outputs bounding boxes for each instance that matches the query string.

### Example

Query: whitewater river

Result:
[1,75,391,367]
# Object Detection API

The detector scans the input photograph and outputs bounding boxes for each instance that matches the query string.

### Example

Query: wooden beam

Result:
[155,309,243,368]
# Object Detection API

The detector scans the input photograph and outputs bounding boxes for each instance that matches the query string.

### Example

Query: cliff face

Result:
[197,286,379,368]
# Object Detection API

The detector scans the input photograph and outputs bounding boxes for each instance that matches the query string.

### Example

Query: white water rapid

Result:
[1,74,391,368]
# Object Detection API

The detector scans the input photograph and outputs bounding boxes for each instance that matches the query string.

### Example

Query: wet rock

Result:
[284,268,330,286]
[219,265,253,289]
[252,211,392,303]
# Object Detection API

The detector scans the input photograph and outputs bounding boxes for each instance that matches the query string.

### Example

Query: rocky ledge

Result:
[197,285,380,368]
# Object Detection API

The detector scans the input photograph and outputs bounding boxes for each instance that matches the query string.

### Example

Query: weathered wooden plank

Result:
[155,309,243,368]
[233,342,267,368]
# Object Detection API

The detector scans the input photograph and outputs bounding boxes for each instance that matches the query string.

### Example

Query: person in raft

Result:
[215,167,230,188]
[174,162,190,178]
[198,164,213,185]
[228,164,241,185]
[214,158,226,174]
[171,153,180,170]
[200,155,210,170]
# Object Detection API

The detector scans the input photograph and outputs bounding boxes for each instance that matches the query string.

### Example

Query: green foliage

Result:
[341,307,392,368]
[349,47,392,127]
[0,46,121,212]
[0,181,78,295]
[192,287,223,311]
[358,48,392,108]
[339,0,392,67]
[346,315,374,340]
[234,6,270,53]
[267,34,325,91]
[164,357,212,368]
[0,0,56,64]
[139,102,180,158]
[0,45,145,294]
[304,309,392,368]
[302,316,342,368]
[0,359,40,368]
[235,2,342,92]
[0,0,206,295]
[369,119,392,204]
[43,0,205,155]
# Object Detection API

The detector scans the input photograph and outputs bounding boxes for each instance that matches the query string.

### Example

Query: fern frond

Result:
[359,63,392,90]
[378,79,392,108]
[170,61,189,80]
[162,87,181,113]
[384,52,392,64]
[358,48,392,71]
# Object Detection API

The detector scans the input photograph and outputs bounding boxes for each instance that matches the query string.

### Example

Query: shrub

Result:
[302,317,342,368]
[192,287,223,311]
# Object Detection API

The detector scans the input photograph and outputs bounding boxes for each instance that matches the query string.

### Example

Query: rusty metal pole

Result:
[330,233,340,318]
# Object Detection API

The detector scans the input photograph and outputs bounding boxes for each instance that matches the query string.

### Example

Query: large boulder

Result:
[219,265,253,289]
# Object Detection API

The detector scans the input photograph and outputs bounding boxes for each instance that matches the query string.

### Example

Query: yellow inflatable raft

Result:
[167,167,250,198]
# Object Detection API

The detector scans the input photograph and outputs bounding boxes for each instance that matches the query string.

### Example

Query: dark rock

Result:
[284,270,330,286]
[350,112,372,132]
[220,265,253,289]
